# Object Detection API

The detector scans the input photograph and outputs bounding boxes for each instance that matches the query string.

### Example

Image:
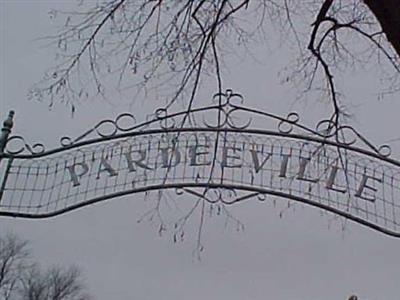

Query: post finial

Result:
[3,111,15,130]
[0,110,15,154]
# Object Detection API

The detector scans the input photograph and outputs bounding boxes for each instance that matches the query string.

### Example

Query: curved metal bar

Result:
[0,182,399,238]
[2,127,400,168]
[2,91,399,240]
[58,104,223,147]
[227,104,394,157]
[2,89,394,163]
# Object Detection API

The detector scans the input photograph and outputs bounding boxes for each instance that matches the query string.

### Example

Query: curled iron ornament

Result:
[202,108,229,129]
[212,89,244,106]
[378,145,392,157]
[5,136,45,155]
[60,112,137,147]
[278,112,300,134]
[313,120,393,158]
[156,108,176,129]
[225,107,252,130]
[1,89,394,161]
[2,94,400,239]
[204,90,251,129]
[115,113,137,132]
[179,187,267,205]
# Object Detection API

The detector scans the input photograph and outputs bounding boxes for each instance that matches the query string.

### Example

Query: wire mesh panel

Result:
[1,130,399,237]
[0,91,399,238]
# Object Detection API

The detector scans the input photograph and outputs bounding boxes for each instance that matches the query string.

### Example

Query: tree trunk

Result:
[363,0,400,57]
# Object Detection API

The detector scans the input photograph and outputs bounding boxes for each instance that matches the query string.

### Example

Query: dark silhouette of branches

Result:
[32,0,400,126]
[303,0,400,127]
[0,233,29,300]
[0,233,91,300]
[28,1,400,254]
[32,0,256,115]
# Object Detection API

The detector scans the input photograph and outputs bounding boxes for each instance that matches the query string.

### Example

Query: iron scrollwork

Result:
[0,91,400,239]
[1,90,393,160]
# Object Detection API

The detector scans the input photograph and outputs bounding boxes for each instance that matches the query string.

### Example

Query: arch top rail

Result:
[0,90,395,163]
[1,91,400,240]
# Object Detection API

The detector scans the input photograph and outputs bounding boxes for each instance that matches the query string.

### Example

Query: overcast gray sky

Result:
[1,1,400,300]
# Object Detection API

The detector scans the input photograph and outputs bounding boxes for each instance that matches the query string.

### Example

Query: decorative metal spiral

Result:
[5,136,45,155]
[1,89,394,160]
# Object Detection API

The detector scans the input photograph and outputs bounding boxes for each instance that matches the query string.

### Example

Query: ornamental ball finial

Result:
[3,110,15,129]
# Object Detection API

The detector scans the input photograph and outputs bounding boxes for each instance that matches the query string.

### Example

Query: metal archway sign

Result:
[0,91,399,238]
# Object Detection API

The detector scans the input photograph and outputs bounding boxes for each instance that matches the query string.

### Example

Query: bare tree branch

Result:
[0,233,91,300]
[32,0,399,123]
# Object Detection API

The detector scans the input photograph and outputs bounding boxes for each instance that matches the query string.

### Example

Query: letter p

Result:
[66,162,89,187]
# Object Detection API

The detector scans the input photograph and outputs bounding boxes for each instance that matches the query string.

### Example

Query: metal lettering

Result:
[325,164,346,193]
[297,157,318,183]
[279,154,290,178]
[96,157,118,179]
[221,146,242,168]
[355,173,382,202]
[160,147,181,168]
[249,149,271,173]
[124,150,152,171]
[188,145,211,166]
[66,162,89,187]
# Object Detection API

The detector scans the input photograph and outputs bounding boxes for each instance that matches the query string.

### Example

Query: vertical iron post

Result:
[0,111,14,204]
[0,111,15,156]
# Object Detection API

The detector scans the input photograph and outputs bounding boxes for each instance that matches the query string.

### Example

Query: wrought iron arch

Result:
[0,90,399,238]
